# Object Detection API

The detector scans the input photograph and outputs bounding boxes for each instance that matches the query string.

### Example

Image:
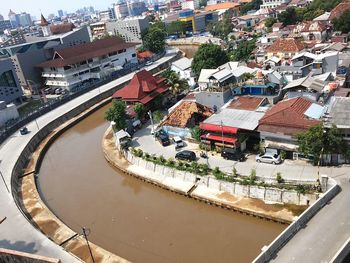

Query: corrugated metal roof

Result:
[304,103,324,120]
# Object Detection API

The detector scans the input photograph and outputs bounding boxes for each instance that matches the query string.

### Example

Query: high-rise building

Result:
[0,14,4,21]
[128,1,147,16]
[106,16,149,42]
[0,20,12,32]
[58,10,64,18]
[8,10,32,28]
[8,10,18,28]
[0,57,23,104]
[114,2,129,19]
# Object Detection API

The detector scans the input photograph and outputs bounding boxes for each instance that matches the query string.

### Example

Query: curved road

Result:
[0,48,177,262]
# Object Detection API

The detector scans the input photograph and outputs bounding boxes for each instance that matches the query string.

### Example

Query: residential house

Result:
[226,96,269,111]
[272,22,284,32]
[266,38,305,60]
[38,37,138,92]
[258,97,321,157]
[171,57,195,87]
[200,103,266,150]
[329,2,350,21]
[331,32,349,44]
[288,0,308,8]
[291,21,329,42]
[113,69,169,105]
[235,14,260,28]
[260,0,290,9]
[161,101,213,137]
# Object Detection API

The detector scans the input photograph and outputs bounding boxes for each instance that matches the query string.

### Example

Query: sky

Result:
[0,0,114,20]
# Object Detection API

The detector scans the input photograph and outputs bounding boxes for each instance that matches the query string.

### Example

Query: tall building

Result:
[106,16,149,42]
[181,0,200,10]
[0,14,4,21]
[8,10,18,28]
[99,8,115,21]
[128,1,147,16]
[0,57,23,104]
[114,2,129,19]
[8,10,32,28]
[0,20,12,32]
[0,26,91,89]
[58,10,64,18]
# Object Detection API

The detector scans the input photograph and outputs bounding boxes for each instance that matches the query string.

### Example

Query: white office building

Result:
[260,0,290,9]
[37,37,137,91]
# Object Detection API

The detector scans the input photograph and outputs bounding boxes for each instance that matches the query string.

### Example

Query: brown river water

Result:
[37,104,285,263]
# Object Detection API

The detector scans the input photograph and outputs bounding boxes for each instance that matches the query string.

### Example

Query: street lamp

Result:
[148,110,156,140]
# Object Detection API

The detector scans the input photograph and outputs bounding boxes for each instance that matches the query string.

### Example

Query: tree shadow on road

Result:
[0,239,38,254]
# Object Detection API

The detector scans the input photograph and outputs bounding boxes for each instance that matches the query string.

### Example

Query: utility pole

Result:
[82,227,95,263]
[148,110,156,140]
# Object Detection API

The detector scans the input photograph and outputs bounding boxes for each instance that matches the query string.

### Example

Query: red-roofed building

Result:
[227,96,268,111]
[258,97,320,154]
[113,70,169,105]
[329,2,350,20]
[266,38,305,60]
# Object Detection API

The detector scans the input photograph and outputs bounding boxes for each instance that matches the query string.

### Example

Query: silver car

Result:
[256,153,281,165]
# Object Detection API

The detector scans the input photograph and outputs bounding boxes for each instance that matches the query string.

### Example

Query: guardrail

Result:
[252,178,340,263]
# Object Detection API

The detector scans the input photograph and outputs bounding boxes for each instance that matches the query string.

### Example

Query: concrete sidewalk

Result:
[0,48,178,262]
[131,122,348,183]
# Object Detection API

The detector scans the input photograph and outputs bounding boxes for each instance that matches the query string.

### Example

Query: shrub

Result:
[240,178,250,185]
[177,161,185,170]
[253,142,264,154]
[296,184,306,194]
[249,168,257,183]
[232,167,238,177]
[280,150,286,160]
[276,172,284,184]
[134,149,143,157]
[144,152,150,159]
[167,158,175,167]
[213,167,221,176]
[198,163,210,175]
[159,155,166,163]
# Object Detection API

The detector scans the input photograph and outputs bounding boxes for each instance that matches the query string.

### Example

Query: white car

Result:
[173,136,184,148]
[145,61,153,66]
[256,153,281,165]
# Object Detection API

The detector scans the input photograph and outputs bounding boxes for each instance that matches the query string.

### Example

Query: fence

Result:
[0,51,167,145]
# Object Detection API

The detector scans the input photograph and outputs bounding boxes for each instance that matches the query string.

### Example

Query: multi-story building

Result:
[17,13,32,27]
[0,26,91,90]
[0,14,4,21]
[128,1,148,16]
[8,10,18,28]
[106,16,149,43]
[114,2,130,19]
[0,57,22,104]
[58,10,64,18]
[181,0,200,10]
[0,20,12,32]
[37,37,138,91]
[260,0,290,9]
[99,8,115,21]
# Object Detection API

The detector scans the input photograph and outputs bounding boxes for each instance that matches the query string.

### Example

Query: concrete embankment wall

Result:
[0,248,60,263]
[10,54,180,261]
[126,153,318,206]
[252,178,340,263]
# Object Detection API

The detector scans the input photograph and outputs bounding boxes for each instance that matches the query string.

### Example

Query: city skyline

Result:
[0,0,115,19]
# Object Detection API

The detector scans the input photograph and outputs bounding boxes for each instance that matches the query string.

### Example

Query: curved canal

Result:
[37,103,285,263]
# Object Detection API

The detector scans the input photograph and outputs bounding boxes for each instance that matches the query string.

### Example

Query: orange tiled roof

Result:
[228,96,266,111]
[266,38,305,53]
[330,2,350,20]
[205,2,240,12]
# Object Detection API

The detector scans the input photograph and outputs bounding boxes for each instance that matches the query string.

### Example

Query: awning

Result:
[199,123,238,134]
[264,140,298,151]
[201,134,237,144]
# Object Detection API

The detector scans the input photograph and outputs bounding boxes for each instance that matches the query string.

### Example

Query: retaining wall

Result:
[252,178,340,263]
[330,237,350,263]
[126,153,318,205]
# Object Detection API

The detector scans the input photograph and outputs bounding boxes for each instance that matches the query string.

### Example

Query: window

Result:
[132,53,136,57]
[0,70,17,87]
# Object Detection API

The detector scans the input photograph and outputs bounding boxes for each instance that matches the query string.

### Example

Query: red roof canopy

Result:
[199,123,238,134]
[113,70,168,104]
[201,134,237,144]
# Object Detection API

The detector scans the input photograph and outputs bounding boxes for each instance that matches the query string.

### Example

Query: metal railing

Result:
[0,51,166,145]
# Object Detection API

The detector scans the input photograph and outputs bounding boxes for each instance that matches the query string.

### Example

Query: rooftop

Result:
[329,2,350,20]
[205,2,240,12]
[326,97,350,129]
[267,38,305,53]
[171,57,193,71]
[258,97,320,136]
[161,101,213,128]
[227,96,267,111]
[204,108,265,131]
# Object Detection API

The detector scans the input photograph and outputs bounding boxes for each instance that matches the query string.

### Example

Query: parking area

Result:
[130,122,348,182]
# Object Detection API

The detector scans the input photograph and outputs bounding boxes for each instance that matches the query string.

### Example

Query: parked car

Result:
[44,87,52,95]
[173,136,184,149]
[20,127,29,135]
[175,150,196,161]
[221,148,245,161]
[256,153,281,164]
[145,61,153,66]
[157,133,170,146]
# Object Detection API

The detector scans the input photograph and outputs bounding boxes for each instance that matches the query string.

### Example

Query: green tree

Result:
[166,21,187,35]
[240,72,255,82]
[333,9,350,33]
[134,102,145,119]
[206,12,233,40]
[162,70,189,95]
[278,7,303,26]
[153,110,164,123]
[297,124,344,165]
[191,43,229,76]
[105,100,127,130]
[265,17,277,28]
[240,0,262,14]
[199,0,208,7]
[142,22,166,53]
[191,125,202,141]
[147,14,156,22]
[230,39,256,61]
